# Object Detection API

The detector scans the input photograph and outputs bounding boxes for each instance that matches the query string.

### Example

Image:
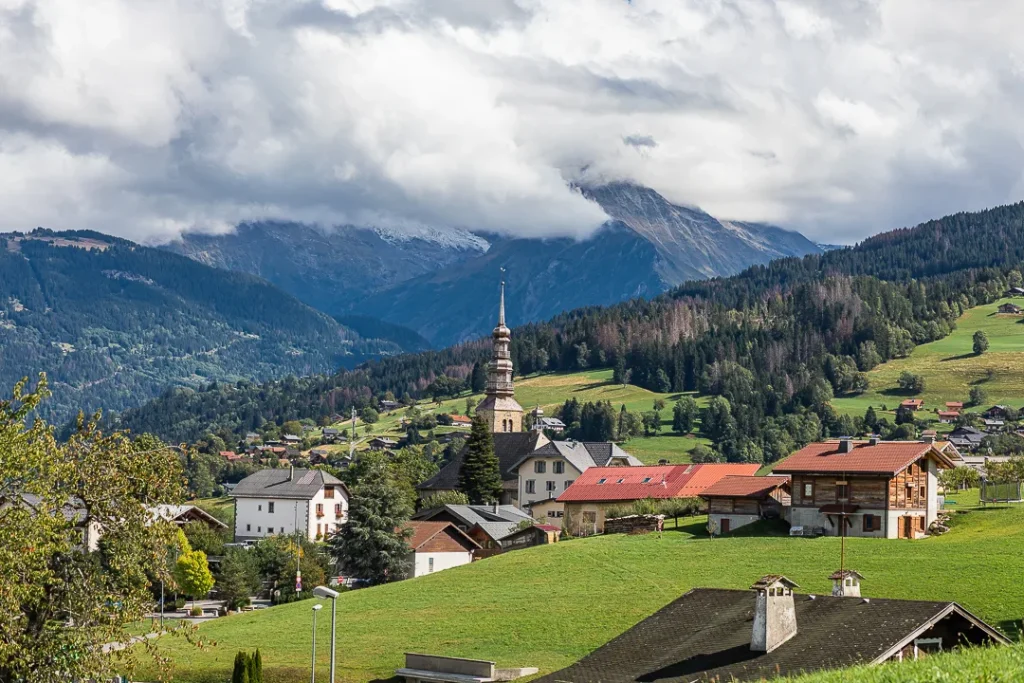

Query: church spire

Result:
[499,278,506,327]
[476,269,523,434]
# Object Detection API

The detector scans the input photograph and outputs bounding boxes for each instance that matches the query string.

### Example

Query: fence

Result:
[980,479,1023,503]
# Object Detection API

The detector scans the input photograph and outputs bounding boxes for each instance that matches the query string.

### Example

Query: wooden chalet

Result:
[774,438,956,539]
[700,475,790,534]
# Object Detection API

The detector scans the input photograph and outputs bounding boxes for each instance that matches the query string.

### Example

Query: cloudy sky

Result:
[1,0,1023,244]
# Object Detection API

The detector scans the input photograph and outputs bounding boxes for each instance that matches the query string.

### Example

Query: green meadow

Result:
[135,498,1024,682]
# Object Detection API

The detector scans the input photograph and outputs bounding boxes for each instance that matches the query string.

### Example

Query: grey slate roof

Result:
[535,588,1006,683]
[419,432,545,490]
[515,440,643,474]
[413,504,534,541]
[230,468,346,500]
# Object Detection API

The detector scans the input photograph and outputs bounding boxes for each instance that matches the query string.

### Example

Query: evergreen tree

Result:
[470,362,487,393]
[252,649,264,683]
[613,355,627,385]
[232,652,250,683]
[327,463,413,584]
[458,415,503,504]
[864,406,878,431]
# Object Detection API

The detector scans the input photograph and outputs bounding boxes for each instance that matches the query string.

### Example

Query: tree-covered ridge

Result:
[0,229,403,423]
[117,200,1024,456]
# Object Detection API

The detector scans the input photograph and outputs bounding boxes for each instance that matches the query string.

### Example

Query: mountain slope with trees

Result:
[0,229,402,422]
[118,200,1024,460]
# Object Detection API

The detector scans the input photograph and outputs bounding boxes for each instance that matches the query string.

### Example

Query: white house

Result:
[405,521,480,577]
[513,440,643,517]
[231,467,349,542]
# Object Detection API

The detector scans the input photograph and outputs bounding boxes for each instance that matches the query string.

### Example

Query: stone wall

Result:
[603,514,665,535]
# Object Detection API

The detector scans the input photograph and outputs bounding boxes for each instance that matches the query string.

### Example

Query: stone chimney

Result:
[838,437,854,454]
[830,570,863,597]
[922,434,936,445]
[869,434,880,446]
[750,575,799,653]
[493,501,500,514]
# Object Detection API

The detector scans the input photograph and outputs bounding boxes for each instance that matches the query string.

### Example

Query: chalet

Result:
[380,399,401,412]
[557,463,760,536]
[947,426,986,451]
[700,476,790,534]
[535,574,1007,683]
[997,302,1022,314]
[945,402,963,412]
[937,411,960,423]
[412,503,534,551]
[984,405,1012,419]
[514,440,643,514]
[219,450,245,462]
[418,431,550,506]
[1006,286,1024,297]
[449,414,473,427]
[244,432,260,444]
[404,521,479,577]
[773,438,956,539]
[322,428,341,443]
[308,447,331,465]
[231,467,349,542]
[529,406,566,434]
[899,399,924,411]
[368,437,398,451]
[984,419,1005,428]
[282,434,302,444]
[148,504,228,531]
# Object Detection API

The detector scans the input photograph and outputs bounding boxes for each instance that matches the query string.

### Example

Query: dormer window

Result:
[616,478,625,484]
[597,478,607,484]
[641,477,651,483]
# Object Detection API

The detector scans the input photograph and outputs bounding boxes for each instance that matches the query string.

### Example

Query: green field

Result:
[135,498,1024,682]
[833,299,1024,420]
[341,369,708,464]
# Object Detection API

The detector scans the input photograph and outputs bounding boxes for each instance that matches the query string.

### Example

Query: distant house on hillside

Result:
[403,521,479,577]
[945,402,963,412]
[700,476,790,534]
[529,406,566,434]
[557,463,759,536]
[774,437,956,539]
[984,405,1013,419]
[900,399,924,411]
[231,467,349,542]
[449,414,473,428]
[998,302,1023,314]
[148,504,227,531]
[534,573,1008,683]
[380,399,401,412]
[937,411,960,424]
[322,428,341,443]
[1006,286,1024,297]
[368,437,398,451]
[282,434,301,444]
[947,426,986,451]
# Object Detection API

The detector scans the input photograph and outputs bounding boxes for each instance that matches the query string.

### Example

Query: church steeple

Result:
[477,274,523,433]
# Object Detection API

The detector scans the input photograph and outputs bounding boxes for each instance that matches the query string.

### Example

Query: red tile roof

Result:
[900,399,924,407]
[450,415,473,424]
[404,521,480,552]
[945,402,963,409]
[556,464,760,503]
[938,411,960,418]
[700,475,790,499]
[773,441,955,476]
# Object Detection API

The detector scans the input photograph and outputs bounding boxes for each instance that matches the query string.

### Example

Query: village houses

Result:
[231,467,349,542]
[403,521,480,577]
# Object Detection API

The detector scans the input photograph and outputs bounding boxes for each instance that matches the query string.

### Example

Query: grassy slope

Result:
[333,369,709,464]
[833,299,1024,420]
[137,499,1024,683]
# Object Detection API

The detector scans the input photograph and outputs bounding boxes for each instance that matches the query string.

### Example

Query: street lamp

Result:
[311,603,323,683]
[312,586,340,683]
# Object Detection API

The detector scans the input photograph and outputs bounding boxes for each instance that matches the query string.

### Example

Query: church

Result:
[417,281,642,511]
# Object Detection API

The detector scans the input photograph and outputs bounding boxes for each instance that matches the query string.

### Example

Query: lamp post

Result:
[312,586,340,683]
[311,603,322,683]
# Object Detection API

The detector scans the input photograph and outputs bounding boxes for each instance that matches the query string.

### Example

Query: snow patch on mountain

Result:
[371,225,490,252]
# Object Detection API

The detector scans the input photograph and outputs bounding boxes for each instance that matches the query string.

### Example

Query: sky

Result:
[1,0,1023,245]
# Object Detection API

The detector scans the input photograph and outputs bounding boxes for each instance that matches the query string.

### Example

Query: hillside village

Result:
[99,286,1022,682]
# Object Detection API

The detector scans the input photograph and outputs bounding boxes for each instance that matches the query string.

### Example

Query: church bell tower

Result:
[476,278,523,433]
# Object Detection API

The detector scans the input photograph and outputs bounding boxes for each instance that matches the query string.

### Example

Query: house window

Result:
[316,523,322,537]
[316,503,324,517]
[641,477,651,483]
[835,484,848,501]
[597,478,607,485]
[920,486,927,500]
[616,478,625,484]
[553,461,565,474]
[863,514,879,532]
[526,480,536,494]
[257,526,261,532]
[268,502,275,514]
[258,504,262,511]
[324,487,335,499]
[804,482,813,499]
[246,524,251,532]
[546,481,557,492]
[564,480,573,490]
[428,557,435,573]
[334,503,342,517]
[534,461,547,474]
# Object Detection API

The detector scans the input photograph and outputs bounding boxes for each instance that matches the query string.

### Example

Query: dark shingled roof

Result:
[230,468,346,500]
[419,432,544,490]
[535,589,1006,683]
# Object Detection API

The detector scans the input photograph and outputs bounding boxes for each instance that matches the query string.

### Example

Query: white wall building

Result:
[231,467,349,542]
[405,521,480,578]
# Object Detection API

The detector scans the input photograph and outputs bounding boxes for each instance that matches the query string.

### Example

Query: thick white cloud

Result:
[1,0,1023,243]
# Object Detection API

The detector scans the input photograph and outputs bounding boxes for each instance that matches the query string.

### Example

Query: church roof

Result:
[418,432,547,491]
[477,396,524,412]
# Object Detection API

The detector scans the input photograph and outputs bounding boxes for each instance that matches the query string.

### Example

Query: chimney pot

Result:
[750,575,799,652]
[838,437,854,454]
[869,434,880,446]
[830,569,863,597]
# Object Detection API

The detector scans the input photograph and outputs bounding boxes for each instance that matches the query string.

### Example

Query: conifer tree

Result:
[458,415,503,504]
[327,463,413,584]
[232,652,250,683]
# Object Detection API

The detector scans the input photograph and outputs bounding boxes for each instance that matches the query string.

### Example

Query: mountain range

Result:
[0,230,406,423]
[166,182,822,346]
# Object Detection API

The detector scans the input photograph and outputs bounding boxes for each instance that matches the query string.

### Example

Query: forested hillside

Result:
[118,201,1024,460]
[0,230,401,422]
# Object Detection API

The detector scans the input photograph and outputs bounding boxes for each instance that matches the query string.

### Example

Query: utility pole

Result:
[349,407,356,460]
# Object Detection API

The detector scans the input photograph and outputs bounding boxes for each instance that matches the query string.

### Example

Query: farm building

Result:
[997,302,1022,314]
[535,574,1008,683]
[557,463,759,536]
[700,476,790,534]
[403,521,479,577]
[774,438,956,539]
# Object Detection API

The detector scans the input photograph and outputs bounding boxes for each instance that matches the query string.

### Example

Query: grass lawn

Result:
[832,299,1024,420]
[135,499,1024,683]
